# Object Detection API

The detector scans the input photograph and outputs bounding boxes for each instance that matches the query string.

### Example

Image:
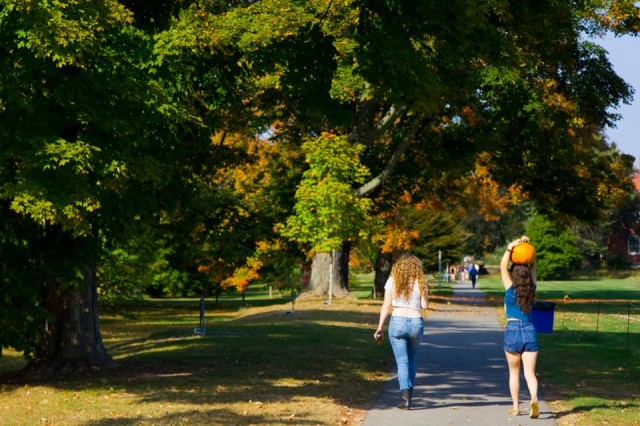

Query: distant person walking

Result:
[374,254,429,409]
[469,264,478,289]
[501,236,539,418]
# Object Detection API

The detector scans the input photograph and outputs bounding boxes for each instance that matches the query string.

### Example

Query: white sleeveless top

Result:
[385,276,422,310]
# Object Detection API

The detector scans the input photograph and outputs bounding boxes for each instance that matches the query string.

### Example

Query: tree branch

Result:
[359,104,407,146]
[355,118,419,197]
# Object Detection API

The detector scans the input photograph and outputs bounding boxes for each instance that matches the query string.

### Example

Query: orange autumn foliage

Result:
[460,153,527,221]
[221,261,262,293]
[380,222,420,254]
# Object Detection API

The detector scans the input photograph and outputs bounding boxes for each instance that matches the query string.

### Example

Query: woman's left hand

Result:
[508,235,529,250]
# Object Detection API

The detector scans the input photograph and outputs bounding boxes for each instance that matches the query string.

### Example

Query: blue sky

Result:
[595,34,640,167]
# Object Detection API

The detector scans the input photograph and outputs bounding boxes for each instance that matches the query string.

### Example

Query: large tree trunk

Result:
[337,241,351,290]
[374,250,392,297]
[31,261,114,373]
[305,245,353,298]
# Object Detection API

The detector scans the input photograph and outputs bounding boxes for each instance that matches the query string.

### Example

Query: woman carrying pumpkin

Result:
[501,236,540,418]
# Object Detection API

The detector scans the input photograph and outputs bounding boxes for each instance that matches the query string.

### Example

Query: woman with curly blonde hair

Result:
[374,254,428,409]
[501,236,539,418]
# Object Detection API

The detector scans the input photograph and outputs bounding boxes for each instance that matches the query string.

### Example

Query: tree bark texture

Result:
[32,262,114,373]
[338,241,351,290]
[374,250,392,297]
[306,250,352,298]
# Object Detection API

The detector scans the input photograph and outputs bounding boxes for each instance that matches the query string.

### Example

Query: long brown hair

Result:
[390,254,426,300]
[510,264,536,313]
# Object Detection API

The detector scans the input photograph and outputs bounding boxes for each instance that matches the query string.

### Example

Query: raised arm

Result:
[500,236,530,289]
[530,260,537,284]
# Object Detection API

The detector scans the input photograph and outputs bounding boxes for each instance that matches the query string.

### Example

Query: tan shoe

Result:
[530,401,539,418]
[507,408,520,416]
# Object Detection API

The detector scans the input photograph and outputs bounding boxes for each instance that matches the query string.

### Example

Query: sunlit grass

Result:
[0,294,393,426]
[0,348,27,374]
[2,275,639,425]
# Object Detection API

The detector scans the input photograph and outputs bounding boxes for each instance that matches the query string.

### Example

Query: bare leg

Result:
[505,351,522,412]
[521,351,538,400]
[522,351,539,417]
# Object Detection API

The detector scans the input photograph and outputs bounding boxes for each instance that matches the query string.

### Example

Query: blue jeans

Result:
[503,319,539,353]
[389,316,424,390]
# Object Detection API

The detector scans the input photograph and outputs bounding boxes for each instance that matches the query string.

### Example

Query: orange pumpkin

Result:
[511,242,536,265]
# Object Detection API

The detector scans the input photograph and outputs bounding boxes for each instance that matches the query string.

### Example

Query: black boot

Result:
[408,387,413,409]
[397,389,411,409]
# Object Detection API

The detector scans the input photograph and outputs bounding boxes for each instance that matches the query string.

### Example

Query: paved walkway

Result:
[362,281,557,425]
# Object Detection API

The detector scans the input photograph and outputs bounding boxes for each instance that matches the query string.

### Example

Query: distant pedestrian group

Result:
[444,263,479,286]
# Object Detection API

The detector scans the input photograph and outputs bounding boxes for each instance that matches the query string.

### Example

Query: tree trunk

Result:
[338,241,352,290]
[374,250,393,297]
[306,249,352,298]
[31,261,114,373]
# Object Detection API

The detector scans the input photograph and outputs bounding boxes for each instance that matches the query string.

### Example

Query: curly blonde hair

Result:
[390,254,426,300]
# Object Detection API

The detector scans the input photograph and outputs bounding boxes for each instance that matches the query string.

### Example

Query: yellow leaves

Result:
[596,181,629,207]
[537,78,575,112]
[253,72,283,92]
[40,139,100,174]
[567,116,593,138]
[543,92,574,111]
[8,188,99,235]
[595,0,640,30]
[12,0,135,67]
[256,240,271,252]
[10,194,57,226]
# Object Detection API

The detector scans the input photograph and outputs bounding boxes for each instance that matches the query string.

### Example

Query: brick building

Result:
[607,171,640,267]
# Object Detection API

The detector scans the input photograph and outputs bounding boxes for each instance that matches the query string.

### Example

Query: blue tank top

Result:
[504,285,533,321]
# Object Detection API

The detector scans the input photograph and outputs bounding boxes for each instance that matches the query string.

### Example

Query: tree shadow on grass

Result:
[82,408,322,425]
[0,307,387,424]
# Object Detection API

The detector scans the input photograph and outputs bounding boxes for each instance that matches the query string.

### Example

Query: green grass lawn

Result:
[476,274,640,301]
[0,283,391,425]
[1,275,638,425]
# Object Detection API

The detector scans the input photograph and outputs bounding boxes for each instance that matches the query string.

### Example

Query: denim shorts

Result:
[503,319,538,353]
